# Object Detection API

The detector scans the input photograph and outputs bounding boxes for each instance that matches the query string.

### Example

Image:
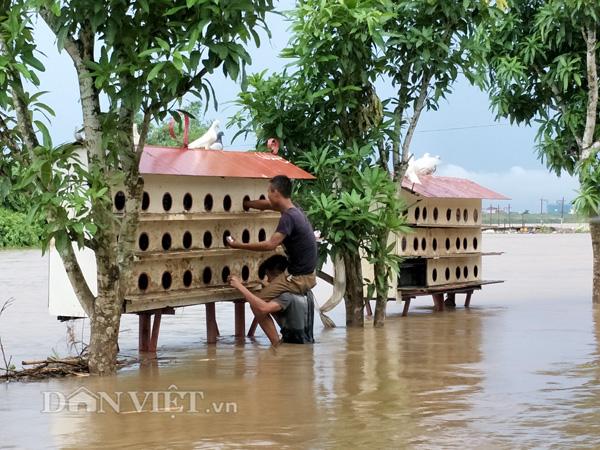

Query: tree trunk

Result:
[343,251,364,327]
[373,259,388,328]
[592,222,600,304]
[88,292,122,375]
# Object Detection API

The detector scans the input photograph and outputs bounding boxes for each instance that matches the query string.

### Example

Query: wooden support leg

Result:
[365,300,373,317]
[402,297,411,317]
[148,313,162,352]
[465,291,473,308]
[234,301,246,338]
[247,317,258,337]
[138,313,151,352]
[444,293,456,308]
[432,293,445,312]
[205,302,218,344]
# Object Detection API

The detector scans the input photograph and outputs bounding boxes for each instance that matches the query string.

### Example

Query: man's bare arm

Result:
[227,232,285,251]
[244,198,273,211]
[229,276,282,314]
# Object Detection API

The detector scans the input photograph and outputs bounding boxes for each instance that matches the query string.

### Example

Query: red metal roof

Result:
[402,175,509,200]
[139,146,315,179]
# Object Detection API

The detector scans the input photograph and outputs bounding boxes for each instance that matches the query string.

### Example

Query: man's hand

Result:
[229,275,244,290]
[226,236,241,249]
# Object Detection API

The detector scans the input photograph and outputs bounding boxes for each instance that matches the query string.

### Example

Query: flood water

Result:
[0,233,597,449]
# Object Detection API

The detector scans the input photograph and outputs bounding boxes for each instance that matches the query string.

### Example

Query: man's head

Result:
[259,254,289,282]
[268,175,292,209]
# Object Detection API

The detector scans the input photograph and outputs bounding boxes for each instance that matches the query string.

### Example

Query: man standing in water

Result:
[230,255,314,345]
[227,175,318,299]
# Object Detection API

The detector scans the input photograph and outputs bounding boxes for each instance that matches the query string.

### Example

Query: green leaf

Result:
[147,62,165,81]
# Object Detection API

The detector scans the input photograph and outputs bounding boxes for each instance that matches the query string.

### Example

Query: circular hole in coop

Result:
[463,237,468,250]
[455,237,461,250]
[203,231,212,248]
[114,191,126,211]
[242,229,250,244]
[432,238,438,251]
[463,266,469,279]
[162,193,173,211]
[445,267,451,281]
[222,230,231,247]
[223,195,232,212]
[242,265,250,282]
[221,266,230,283]
[161,233,172,250]
[161,271,172,290]
[414,207,420,222]
[202,267,212,284]
[474,208,479,222]
[183,270,193,288]
[413,237,419,251]
[138,273,149,291]
[258,228,267,242]
[456,208,461,222]
[259,194,266,200]
[433,207,439,222]
[258,265,266,280]
[422,207,428,221]
[182,231,192,249]
[474,265,479,278]
[473,237,478,250]
[204,194,213,212]
[432,268,438,282]
[445,238,451,251]
[401,236,407,251]
[446,208,452,221]
[463,208,469,222]
[421,237,427,251]
[142,191,150,211]
[456,267,461,280]
[183,193,193,211]
[138,232,149,251]
[243,195,251,212]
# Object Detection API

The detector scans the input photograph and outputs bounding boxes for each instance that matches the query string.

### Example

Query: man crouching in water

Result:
[229,255,314,345]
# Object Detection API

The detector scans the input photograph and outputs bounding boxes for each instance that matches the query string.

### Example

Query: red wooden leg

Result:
[365,300,373,317]
[139,313,151,352]
[148,313,162,352]
[234,301,245,338]
[432,294,445,312]
[465,291,473,308]
[205,303,217,344]
[402,298,411,317]
[247,317,258,337]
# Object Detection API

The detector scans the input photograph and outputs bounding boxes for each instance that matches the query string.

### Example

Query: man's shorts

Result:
[259,271,317,300]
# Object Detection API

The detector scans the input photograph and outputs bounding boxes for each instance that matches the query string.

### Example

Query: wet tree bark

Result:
[591,221,600,304]
[343,251,364,327]
[373,259,387,328]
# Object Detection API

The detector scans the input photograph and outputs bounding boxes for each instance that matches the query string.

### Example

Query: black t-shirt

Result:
[275,206,318,275]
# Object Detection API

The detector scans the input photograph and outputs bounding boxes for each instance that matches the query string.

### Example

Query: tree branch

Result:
[582,26,598,159]
[55,241,95,318]
[400,73,431,171]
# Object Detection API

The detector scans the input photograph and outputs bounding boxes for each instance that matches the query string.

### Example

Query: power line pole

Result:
[508,203,511,228]
[561,197,565,224]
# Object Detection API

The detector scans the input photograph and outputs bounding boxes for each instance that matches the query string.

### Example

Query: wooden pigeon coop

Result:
[49,146,314,351]
[365,175,508,316]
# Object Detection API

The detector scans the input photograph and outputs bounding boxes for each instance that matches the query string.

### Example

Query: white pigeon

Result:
[132,123,140,146]
[74,126,85,143]
[405,153,441,184]
[189,120,220,149]
[209,131,224,150]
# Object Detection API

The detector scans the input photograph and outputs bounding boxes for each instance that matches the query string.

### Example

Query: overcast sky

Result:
[32,2,579,212]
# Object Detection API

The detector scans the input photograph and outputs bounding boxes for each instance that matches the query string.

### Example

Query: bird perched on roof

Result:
[405,152,441,184]
[267,137,279,155]
[209,131,224,150]
[189,119,220,149]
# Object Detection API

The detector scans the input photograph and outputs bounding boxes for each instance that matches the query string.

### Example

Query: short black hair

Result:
[270,175,292,198]
[259,254,288,278]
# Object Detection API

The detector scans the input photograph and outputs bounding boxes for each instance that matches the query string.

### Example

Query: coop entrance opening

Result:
[398,258,427,287]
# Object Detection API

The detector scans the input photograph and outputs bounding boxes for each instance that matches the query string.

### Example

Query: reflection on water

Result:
[0,234,597,448]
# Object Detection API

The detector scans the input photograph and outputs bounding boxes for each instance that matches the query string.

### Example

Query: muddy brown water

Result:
[0,234,597,449]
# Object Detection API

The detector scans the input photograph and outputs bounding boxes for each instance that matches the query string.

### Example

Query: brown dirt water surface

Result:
[0,233,597,449]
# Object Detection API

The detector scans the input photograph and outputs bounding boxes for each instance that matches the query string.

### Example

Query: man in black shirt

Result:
[229,255,314,345]
[227,175,318,300]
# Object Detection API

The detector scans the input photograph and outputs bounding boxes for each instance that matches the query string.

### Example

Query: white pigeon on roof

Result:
[189,120,220,149]
[209,131,224,150]
[405,153,441,184]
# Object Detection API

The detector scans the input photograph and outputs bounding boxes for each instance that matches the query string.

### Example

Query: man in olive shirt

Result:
[229,255,314,345]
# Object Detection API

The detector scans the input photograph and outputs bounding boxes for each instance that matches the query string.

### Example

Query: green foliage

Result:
[0,207,42,248]
[477,0,600,217]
